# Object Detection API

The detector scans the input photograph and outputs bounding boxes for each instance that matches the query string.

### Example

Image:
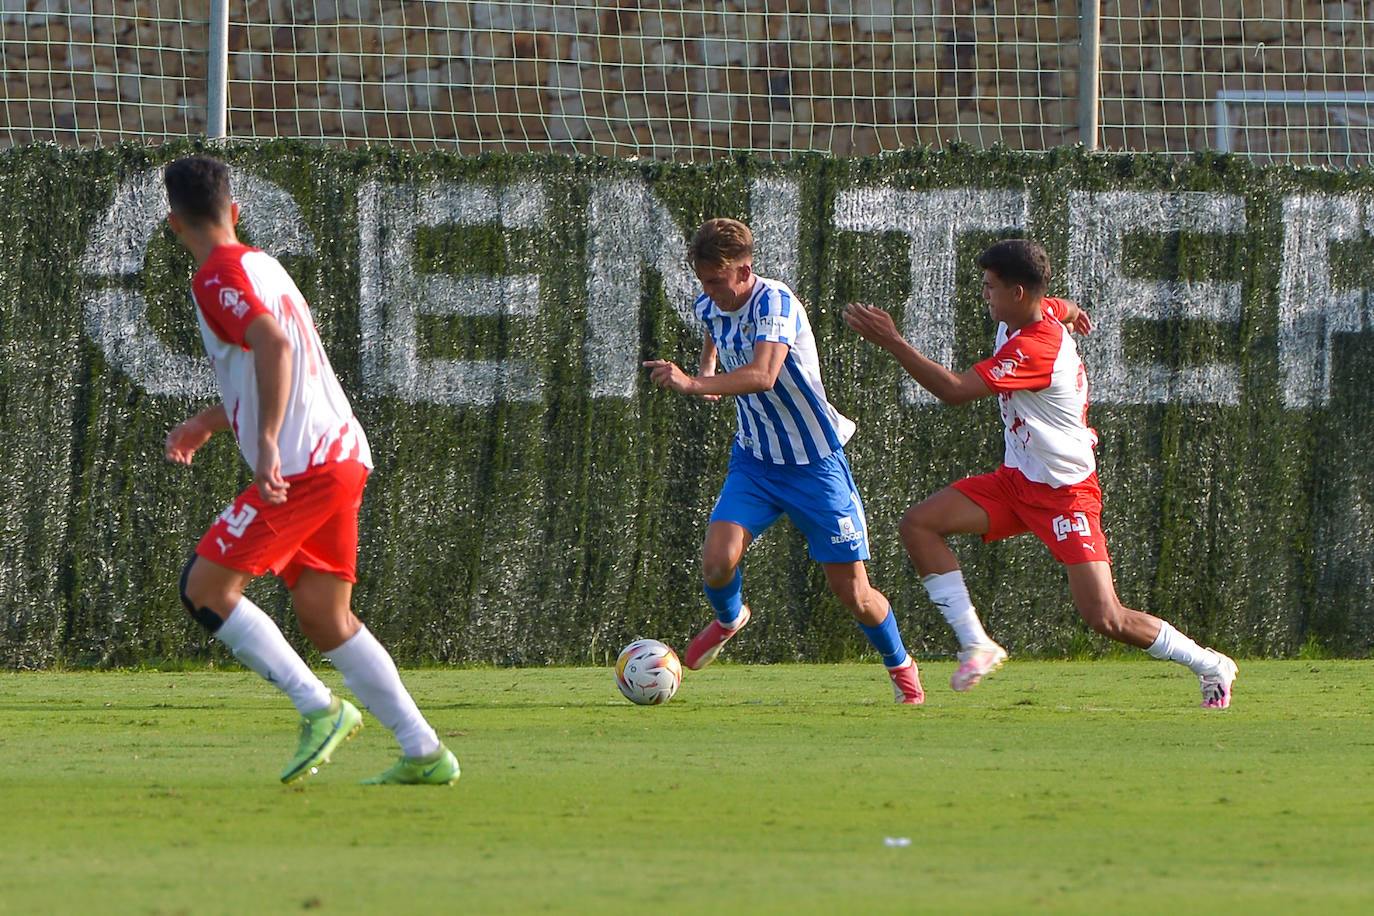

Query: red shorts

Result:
[951,464,1110,565]
[196,460,369,588]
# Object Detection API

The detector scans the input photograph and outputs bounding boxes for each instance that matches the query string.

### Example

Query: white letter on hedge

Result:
[1277,194,1374,408]
[585,180,698,399]
[833,188,1030,404]
[584,177,800,399]
[80,168,315,398]
[749,176,801,289]
[1067,191,1244,405]
[358,181,545,405]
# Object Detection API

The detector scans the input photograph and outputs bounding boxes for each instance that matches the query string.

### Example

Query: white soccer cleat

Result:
[1199,652,1238,709]
[950,641,1007,692]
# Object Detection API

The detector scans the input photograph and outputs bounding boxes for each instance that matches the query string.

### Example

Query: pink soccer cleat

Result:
[1199,653,1238,709]
[887,657,925,705]
[950,641,1007,692]
[684,606,751,670]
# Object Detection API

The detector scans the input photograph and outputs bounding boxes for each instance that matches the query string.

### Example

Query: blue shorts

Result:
[710,445,871,563]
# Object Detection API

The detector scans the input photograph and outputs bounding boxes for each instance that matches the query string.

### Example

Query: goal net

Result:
[2,1,1372,167]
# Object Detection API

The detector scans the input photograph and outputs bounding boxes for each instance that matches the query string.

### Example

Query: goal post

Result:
[1213,90,1374,164]
[206,0,228,140]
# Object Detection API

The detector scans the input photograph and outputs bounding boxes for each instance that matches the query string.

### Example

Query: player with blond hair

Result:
[644,218,925,703]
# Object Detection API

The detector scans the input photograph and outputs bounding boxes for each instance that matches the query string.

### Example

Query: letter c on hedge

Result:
[79,167,316,398]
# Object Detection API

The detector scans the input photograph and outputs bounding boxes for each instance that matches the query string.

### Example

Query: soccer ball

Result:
[614,638,682,705]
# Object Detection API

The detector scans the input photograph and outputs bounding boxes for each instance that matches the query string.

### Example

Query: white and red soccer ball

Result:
[614,638,682,705]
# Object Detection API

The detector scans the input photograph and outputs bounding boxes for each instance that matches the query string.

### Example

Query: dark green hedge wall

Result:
[2,141,1372,668]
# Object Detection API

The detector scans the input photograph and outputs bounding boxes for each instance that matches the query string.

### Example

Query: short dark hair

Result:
[164,156,232,227]
[689,218,754,271]
[976,239,1051,298]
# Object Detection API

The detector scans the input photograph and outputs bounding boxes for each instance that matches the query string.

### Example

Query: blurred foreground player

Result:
[163,155,460,782]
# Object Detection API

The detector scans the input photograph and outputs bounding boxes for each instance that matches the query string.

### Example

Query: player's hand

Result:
[165,418,214,465]
[844,302,902,348]
[642,359,697,395]
[254,440,290,505]
[1070,310,1093,335]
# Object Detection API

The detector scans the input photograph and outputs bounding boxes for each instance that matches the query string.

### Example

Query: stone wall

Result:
[2,0,1371,163]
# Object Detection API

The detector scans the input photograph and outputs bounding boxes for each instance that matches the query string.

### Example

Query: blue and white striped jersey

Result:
[696,275,856,465]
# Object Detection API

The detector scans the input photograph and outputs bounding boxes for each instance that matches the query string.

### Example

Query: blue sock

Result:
[859,608,910,669]
[703,569,744,627]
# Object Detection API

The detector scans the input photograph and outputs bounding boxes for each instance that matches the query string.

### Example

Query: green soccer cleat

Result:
[360,744,461,786]
[280,696,363,784]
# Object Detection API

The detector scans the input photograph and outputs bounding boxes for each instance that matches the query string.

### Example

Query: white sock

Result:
[1145,621,1220,675]
[922,570,993,648]
[215,597,333,715]
[325,626,439,758]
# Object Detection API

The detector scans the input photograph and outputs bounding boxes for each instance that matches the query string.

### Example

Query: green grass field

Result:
[1,659,1371,915]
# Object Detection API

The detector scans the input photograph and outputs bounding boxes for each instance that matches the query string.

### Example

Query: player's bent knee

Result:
[701,563,736,589]
[824,574,863,610]
[700,552,740,587]
[898,505,939,543]
[828,583,860,609]
[179,555,225,634]
[1080,605,1127,641]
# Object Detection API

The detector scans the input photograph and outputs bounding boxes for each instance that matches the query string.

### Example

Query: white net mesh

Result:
[2,1,1372,167]
[227,1,1082,158]
[1,0,209,146]
[1099,1,1374,166]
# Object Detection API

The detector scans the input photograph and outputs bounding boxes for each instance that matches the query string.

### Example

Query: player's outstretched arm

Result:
[644,340,787,397]
[844,302,991,406]
[165,405,230,465]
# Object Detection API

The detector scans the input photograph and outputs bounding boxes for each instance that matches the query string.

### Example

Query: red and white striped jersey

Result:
[192,244,371,477]
[972,296,1096,487]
